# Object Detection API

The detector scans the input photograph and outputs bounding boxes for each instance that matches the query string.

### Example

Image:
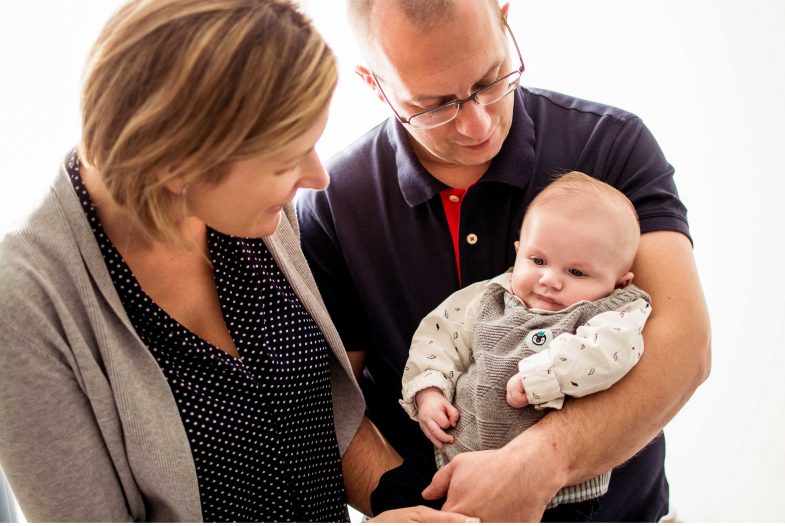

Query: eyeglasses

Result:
[372,14,525,131]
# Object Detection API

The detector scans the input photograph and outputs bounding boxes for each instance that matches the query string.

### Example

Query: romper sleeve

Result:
[518,298,652,410]
[399,280,488,419]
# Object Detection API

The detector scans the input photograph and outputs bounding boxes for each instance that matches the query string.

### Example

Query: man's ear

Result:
[501,2,510,18]
[355,65,386,103]
[617,271,634,288]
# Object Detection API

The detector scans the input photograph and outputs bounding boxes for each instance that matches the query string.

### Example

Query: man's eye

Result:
[420,100,450,112]
[568,269,587,277]
[531,257,545,265]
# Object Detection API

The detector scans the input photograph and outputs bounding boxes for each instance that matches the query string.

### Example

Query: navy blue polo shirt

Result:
[297,87,688,521]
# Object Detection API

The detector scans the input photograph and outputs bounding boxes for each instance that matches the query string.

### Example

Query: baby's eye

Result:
[568,268,587,277]
[530,257,545,266]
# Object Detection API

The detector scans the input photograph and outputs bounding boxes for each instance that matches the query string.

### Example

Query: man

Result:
[297,0,711,521]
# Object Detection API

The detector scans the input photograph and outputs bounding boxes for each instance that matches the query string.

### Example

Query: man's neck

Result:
[410,138,491,189]
[421,159,490,189]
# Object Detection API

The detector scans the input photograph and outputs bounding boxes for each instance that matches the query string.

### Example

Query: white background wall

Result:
[1,0,784,522]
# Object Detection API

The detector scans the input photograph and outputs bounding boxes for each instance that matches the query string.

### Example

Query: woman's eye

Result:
[568,269,586,277]
[274,164,298,176]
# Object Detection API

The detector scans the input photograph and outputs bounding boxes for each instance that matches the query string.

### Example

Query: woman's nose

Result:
[299,152,330,191]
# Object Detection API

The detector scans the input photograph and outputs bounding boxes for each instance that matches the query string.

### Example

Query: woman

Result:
[0,0,475,521]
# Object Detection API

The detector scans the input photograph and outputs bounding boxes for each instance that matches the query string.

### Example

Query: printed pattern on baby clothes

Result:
[446,282,650,507]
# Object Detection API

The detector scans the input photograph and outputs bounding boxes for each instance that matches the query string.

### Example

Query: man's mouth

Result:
[461,136,492,150]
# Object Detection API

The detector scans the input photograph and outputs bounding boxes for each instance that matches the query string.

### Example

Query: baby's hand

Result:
[506,373,529,408]
[415,387,460,450]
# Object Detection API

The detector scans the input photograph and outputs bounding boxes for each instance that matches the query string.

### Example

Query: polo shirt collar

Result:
[387,88,536,207]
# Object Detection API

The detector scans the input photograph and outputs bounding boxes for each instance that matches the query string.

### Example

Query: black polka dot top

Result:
[67,154,349,523]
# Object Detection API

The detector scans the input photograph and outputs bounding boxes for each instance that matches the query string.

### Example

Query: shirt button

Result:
[449,194,461,203]
[466,233,478,245]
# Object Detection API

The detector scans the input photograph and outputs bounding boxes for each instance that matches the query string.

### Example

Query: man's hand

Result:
[369,505,479,523]
[421,428,566,522]
[415,387,460,450]
[505,373,529,408]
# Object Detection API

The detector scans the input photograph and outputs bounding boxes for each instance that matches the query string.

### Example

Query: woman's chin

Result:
[210,211,281,239]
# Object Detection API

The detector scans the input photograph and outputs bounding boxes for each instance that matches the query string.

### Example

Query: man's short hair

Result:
[347,0,500,69]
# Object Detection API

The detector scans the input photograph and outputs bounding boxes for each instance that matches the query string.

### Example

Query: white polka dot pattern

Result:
[68,155,349,522]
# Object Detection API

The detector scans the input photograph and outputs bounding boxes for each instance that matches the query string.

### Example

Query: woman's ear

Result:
[159,166,189,196]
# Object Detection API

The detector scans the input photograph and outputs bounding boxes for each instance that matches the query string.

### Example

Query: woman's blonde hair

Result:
[79,0,337,245]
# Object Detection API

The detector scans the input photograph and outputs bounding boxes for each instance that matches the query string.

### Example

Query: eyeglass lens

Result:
[408,70,522,129]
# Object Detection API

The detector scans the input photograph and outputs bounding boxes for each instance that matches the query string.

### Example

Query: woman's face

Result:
[184,107,330,238]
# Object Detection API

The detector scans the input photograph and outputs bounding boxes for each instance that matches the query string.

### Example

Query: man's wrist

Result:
[504,425,572,492]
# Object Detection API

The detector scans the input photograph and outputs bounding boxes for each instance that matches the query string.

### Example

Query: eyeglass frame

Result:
[371,14,525,131]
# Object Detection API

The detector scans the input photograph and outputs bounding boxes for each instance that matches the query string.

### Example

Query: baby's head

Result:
[511,171,640,311]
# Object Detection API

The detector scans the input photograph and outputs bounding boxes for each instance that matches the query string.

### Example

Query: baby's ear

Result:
[617,272,634,288]
[514,240,520,252]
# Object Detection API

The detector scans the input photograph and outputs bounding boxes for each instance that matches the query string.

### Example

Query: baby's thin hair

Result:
[527,171,639,228]
[522,171,641,271]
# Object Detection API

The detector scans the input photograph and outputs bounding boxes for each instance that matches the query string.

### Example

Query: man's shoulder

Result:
[325,119,391,177]
[300,119,396,213]
[523,86,639,125]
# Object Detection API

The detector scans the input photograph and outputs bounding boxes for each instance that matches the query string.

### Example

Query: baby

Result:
[372,171,652,514]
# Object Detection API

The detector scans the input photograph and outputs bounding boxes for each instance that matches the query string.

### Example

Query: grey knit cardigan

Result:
[0,160,365,522]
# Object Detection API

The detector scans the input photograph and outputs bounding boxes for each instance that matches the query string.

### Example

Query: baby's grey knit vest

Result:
[438,283,650,508]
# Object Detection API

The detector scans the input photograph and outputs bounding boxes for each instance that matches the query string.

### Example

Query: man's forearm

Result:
[517,231,711,484]
[341,416,403,516]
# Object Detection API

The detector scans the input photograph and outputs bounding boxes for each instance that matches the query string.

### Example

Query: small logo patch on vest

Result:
[526,329,553,351]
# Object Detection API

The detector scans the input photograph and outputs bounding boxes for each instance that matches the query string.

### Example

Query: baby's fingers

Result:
[426,419,454,446]
[445,402,460,427]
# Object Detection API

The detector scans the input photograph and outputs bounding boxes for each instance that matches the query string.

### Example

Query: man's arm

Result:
[341,416,479,523]
[347,350,366,382]
[424,231,711,521]
[341,416,402,516]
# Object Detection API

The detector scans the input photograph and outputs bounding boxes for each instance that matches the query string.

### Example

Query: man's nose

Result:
[454,99,491,139]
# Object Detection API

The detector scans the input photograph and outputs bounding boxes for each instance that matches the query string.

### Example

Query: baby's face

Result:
[510,206,633,311]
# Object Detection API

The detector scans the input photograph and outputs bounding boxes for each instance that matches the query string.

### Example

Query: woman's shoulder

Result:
[0,176,86,327]
[1,191,60,275]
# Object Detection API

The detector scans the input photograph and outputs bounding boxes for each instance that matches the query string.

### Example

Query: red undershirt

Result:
[439,186,471,286]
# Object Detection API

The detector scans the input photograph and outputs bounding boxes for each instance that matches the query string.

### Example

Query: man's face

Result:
[373,0,516,171]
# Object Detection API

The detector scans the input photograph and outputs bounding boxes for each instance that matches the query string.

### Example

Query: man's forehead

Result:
[373,2,506,99]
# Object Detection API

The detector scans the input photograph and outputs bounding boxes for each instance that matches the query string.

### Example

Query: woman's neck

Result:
[80,165,206,258]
